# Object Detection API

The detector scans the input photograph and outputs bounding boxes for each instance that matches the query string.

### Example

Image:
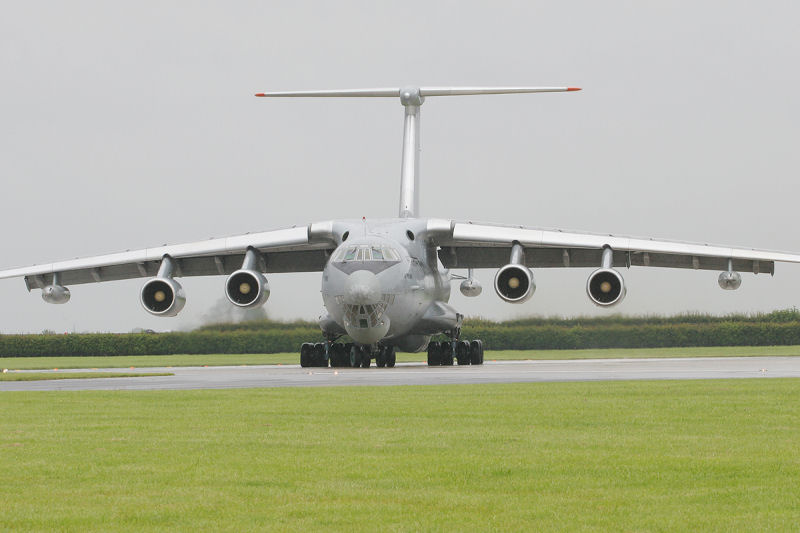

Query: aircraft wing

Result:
[0,222,337,291]
[435,220,800,274]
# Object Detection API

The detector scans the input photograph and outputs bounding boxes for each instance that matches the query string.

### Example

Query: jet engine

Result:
[226,269,270,308]
[225,248,270,308]
[494,243,535,303]
[587,246,626,307]
[140,255,186,317]
[587,268,626,306]
[140,277,186,316]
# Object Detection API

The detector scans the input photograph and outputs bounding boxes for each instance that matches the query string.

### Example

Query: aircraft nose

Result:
[343,270,381,305]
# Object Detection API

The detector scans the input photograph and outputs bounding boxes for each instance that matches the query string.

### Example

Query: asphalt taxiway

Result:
[2,356,800,391]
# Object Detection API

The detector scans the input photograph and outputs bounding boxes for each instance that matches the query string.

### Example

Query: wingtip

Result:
[567,87,582,92]
[254,93,266,97]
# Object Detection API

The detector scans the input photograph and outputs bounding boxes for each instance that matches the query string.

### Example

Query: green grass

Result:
[2,344,800,370]
[0,372,173,382]
[1,380,799,531]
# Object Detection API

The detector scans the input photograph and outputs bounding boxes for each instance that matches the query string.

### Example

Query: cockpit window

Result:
[334,245,400,262]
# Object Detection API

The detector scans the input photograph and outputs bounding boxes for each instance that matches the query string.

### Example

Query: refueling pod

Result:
[42,280,71,304]
[587,246,626,307]
[225,248,270,308]
[460,269,482,297]
[140,255,186,317]
[718,259,742,290]
[494,243,535,304]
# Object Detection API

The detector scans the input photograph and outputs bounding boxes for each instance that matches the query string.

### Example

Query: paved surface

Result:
[2,356,799,391]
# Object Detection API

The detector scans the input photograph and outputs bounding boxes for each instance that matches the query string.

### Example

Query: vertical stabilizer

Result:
[255,86,579,219]
[398,87,423,218]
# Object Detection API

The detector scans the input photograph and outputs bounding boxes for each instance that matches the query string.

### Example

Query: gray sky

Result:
[2,1,799,333]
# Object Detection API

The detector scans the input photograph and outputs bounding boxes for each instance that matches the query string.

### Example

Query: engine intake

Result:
[494,264,535,303]
[587,268,626,306]
[140,277,186,316]
[226,269,270,308]
[140,255,186,317]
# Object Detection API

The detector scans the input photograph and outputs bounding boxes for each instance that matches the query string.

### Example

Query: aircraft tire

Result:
[330,344,344,367]
[376,347,386,368]
[470,340,484,365]
[440,342,454,366]
[300,343,313,367]
[360,347,371,368]
[427,342,441,366]
[456,341,471,365]
[313,343,328,367]
[349,345,360,368]
[329,345,338,367]
[386,346,396,368]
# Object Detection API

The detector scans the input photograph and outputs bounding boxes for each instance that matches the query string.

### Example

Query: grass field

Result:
[3,344,800,370]
[0,372,173,382]
[2,379,799,531]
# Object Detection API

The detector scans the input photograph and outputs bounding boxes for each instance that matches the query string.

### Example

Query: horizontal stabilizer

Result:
[255,86,580,98]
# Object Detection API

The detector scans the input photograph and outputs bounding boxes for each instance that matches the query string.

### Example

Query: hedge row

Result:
[0,329,323,358]
[194,309,800,333]
[458,322,800,350]
[3,322,800,357]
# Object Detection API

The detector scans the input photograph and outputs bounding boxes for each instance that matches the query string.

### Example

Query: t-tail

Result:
[255,86,581,218]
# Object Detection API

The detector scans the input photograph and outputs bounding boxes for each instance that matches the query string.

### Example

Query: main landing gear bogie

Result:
[299,342,396,368]
[426,339,484,366]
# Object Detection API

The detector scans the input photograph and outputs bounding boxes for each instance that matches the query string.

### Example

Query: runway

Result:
[2,356,800,391]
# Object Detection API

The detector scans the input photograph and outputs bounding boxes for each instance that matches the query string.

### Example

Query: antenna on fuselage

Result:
[255,86,581,219]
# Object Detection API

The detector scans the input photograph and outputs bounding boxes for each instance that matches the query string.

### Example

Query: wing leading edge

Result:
[0,222,338,291]
[435,221,800,275]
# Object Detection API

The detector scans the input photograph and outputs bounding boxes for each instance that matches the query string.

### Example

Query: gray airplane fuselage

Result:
[319,218,459,352]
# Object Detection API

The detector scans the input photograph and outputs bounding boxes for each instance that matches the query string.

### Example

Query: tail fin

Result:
[255,86,581,218]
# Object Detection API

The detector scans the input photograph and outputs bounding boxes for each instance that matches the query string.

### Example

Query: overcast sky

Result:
[2,1,799,333]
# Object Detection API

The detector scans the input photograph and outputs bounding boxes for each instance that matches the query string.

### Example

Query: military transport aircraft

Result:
[2,86,800,368]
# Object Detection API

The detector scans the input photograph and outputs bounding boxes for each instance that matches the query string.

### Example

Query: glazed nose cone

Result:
[343,270,381,305]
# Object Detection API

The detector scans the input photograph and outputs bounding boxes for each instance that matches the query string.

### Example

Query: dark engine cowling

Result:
[587,268,626,307]
[140,278,186,317]
[494,264,535,303]
[225,269,270,308]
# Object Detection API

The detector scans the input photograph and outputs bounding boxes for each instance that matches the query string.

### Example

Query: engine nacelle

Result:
[718,270,742,290]
[494,264,535,303]
[587,268,626,307]
[140,277,186,317]
[225,269,270,308]
[460,278,483,297]
[42,284,70,305]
